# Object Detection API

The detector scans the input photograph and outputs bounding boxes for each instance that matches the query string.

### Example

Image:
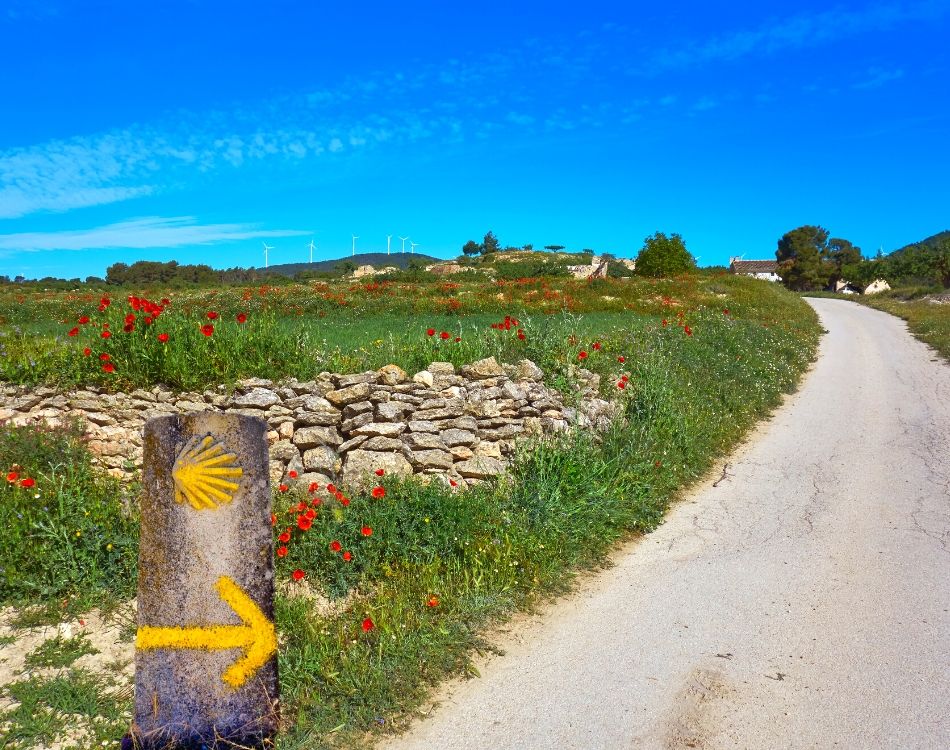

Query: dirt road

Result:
[382,298,950,749]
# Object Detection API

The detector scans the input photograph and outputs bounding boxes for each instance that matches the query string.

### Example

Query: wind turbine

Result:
[351,235,359,257]
[262,241,274,269]
[307,237,316,264]
[410,241,419,255]
[387,234,392,256]
[399,236,409,254]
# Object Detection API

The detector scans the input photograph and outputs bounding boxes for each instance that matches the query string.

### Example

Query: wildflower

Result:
[371,486,386,499]
[291,569,305,582]
[723,309,730,315]
[455,336,461,343]
[684,325,693,336]
[311,497,322,506]
[236,312,248,324]
[161,298,170,305]
[144,316,153,325]
[440,331,450,340]
[68,327,79,337]
[592,342,601,350]
[450,479,458,487]
[654,460,662,468]
[288,470,298,479]
[19,477,34,490]
[342,551,352,562]
[277,546,288,558]
[426,328,435,336]
[622,374,629,382]
[78,315,90,324]
[517,330,526,340]
[123,323,134,333]
[206,311,219,320]
[278,531,291,543]
[296,501,307,511]
[340,496,350,507]
[330,540,342,552]
[279,484,289,493]
[297,515,312,531]
[83,347,92,356]
[102,363,115,373]
[308,481,320,492]
[157,333,169,343]
[361,526,373,537]
[362,617,374,632]
[100,297,111,307]
[271,514,277,526]
[124,313,135,325]
[374,469,385,477]
[617,380,626,389]
[327,483,336,494]
[617,356,625,363]
[101,330,111,339]
[427,596,439,608]
[6,472,18,483]
[304,508,316,520]
[100,353,110,360]
[578,351,588,360]
[662,319,668,326]
[201,324,214,337]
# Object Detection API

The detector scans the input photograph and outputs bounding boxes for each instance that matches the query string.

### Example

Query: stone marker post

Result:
[130,413,278,749]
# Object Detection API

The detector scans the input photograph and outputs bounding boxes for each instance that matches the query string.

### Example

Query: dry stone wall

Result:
[0,358,617,490]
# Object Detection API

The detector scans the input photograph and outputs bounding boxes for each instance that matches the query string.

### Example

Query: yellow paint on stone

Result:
[172,434,243,510]
[137,576,277,689]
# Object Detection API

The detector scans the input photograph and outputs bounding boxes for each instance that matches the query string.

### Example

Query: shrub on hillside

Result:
[634,232,697,278]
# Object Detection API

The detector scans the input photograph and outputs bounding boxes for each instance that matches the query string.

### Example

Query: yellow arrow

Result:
[137,576,276,689]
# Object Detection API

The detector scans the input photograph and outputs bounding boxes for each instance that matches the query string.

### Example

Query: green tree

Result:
[633,232,696,278]
[462,240,481,257]
[776,225,835,291]
[544,245,566,252]
[482,231,500,255]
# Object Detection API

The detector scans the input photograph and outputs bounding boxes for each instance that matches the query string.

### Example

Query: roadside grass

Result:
[0,275,821,747]
[805,288,950,362]
[24,633,99,670]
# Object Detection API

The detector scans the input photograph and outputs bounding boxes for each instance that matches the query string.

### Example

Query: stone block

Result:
[293,426,343,449]
[342,450,413,487]
[325,382,372,407]
[455,456,506,479]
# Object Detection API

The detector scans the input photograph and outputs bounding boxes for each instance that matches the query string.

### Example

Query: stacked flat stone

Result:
[0,358,617,489]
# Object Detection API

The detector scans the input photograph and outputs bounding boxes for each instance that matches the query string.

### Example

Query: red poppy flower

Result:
[201,324,214,337]
[342,551,352,562]
[297,515,312,531]
[454,336,461,342]
[684,325,693,336]
[101,330,111,339]
[276,546,288,558]
[236,312,248,324]
[330,540,342,552]
[426,595,439,608]
[99,353,110,361]
[450,479,458,487]
[340,496,350,507]
[207,311,219,320]
[374,469,385,477]
[308,481,320,492]
[271,514,277,526]
[662,319,668,327]
[6,472,19,483]
[311,497,322,507]
[123,323,134,333]
[102,323,109,328]
[291,569,305,581]
[517,330,526,340]
[78,315,90,324]
[592,342,601,350]
[124,313,135,324]
[278,531,291,543]
[654,460,662,468]
[362,617,374,632]
[617,380,626,389]
[304,508,316,520]
[161,298,170,305]
[578,351,588,360]
[67,327,79,337]
[288,470,298,479]
[102,363,115,373]
[723,309,730,315]
[617,356,625,363]
[296,501,307,511]
[157,333,169,343]
[622,374,629,382]
[83,347,92,356]
[144,316,153,325]
[426,328,435,336]
[327,483,336,494]
[371,486,386,499]
[440,331,450,340]
[100,297,111,307]
[361,526,372,537]
[279,483,289,493]
[19,477,35,488]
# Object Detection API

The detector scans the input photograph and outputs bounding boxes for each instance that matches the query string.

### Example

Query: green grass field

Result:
[0,273,821,748]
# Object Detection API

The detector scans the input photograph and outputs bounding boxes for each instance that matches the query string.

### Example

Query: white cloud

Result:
[853,67,905,89]
[0,216,309,253]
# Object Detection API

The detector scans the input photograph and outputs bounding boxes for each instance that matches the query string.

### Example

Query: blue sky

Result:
[1,0,948,280]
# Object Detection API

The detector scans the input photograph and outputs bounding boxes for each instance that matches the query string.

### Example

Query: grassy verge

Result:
[0,275,820,748]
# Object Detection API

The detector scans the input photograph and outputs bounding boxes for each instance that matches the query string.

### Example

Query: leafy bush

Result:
[634,232,697,278]
[0,422,138,605]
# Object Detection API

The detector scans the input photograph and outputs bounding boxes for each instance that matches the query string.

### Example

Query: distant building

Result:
[729,258,782,282]
[830,279,861,295]
[863,279,891,295]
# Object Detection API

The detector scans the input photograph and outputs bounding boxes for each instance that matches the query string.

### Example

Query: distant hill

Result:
[253,253,443,277]
[889,230,950,257]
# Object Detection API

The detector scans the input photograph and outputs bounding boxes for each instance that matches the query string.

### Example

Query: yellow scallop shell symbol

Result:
[172,435,243,510]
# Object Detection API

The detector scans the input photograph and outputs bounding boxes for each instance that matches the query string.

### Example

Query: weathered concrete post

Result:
[130,413,278,749]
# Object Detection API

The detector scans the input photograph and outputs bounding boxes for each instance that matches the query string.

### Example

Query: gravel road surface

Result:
[382,298,950,750]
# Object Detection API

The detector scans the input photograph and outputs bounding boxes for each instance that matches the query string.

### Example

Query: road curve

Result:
[382,298,950,750]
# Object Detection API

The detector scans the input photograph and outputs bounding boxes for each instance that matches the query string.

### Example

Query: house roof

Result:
[730,259,778,274]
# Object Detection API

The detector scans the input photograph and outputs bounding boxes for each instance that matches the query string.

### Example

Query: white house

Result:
[863,279,891,295]
[729,258,782,282]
